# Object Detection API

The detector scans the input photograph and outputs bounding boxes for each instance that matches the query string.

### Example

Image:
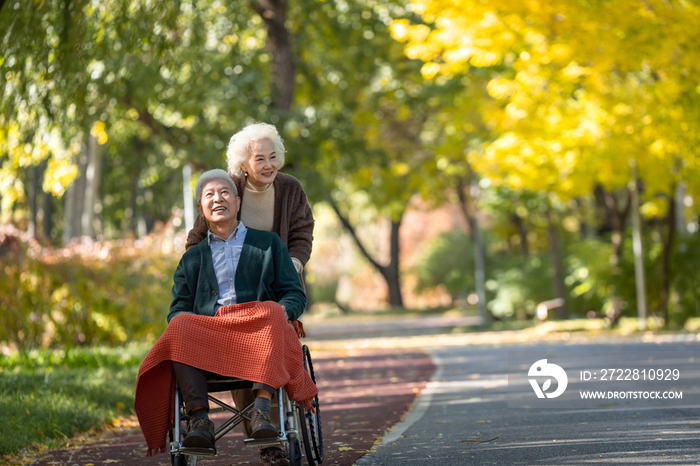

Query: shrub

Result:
[413,231,475,304]
[0,226,180,349]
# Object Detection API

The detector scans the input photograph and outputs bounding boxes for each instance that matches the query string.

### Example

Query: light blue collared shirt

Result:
[208,222,248,313]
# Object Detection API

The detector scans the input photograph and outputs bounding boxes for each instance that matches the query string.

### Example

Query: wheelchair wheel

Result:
[171,453,190,466]
[301,345,324,464]
[287,432,303,466]
[297,402,317,466]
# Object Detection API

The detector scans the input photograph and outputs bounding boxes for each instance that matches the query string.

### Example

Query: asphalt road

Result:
[304,315,484,341]
[357,337,700,465]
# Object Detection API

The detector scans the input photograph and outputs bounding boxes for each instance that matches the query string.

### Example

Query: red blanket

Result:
[134,301,318,456]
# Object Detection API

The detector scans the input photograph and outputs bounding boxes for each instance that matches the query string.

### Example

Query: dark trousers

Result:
[172,361,277,413]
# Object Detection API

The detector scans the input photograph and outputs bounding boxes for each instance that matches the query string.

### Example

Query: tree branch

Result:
[327,197,386,275]
[456,177,474,236]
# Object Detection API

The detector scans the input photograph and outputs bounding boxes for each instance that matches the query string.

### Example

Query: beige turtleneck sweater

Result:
[240,182,303,273]
[240,182,275,232]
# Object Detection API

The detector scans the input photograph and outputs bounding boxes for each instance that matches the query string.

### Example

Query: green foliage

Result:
[672,234,700,324]
[488,256,554,319]
[0,229,176,348]
[310,280,339,305]
[413,230,558,318]
[414,231,474,302]
[0,344,147,455]
[414,215,700,323]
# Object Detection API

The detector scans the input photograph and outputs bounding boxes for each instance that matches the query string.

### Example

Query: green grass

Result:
[0,343,149,456]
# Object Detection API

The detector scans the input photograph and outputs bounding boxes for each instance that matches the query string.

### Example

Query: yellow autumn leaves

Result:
[0,119,110,219]
[392,0,700,210]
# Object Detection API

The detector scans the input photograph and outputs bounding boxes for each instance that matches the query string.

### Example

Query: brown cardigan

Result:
[185,172,314,266]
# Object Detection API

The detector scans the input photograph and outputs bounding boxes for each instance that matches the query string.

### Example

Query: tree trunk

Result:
[675,183,687,234]
[629,161,648,329]
[659,190,677,324]
[456,177,488,323]
[328,198,404,307]
[250,0,295,111]
[593,185,632,325]
[386,217,403,308]
[81,131,102,239]
[63,183,76,244]
[73,148,88,236]
[546,206,567,319]
[510,212,529,258]
[27,165,41,237]
[597,184,631,265]
[63,146,88,244]
[126,170,140,236]
[43,181,54,240]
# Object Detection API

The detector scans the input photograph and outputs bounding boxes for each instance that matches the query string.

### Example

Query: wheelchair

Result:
[169,345,323,466]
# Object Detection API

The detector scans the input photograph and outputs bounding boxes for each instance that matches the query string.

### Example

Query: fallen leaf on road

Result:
[338,447,353,451]
[461,436,499,443]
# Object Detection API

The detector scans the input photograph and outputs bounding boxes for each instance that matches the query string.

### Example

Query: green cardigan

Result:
[168,228,306,323]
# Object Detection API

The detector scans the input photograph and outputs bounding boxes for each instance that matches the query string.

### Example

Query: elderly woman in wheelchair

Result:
[135,169,323,466]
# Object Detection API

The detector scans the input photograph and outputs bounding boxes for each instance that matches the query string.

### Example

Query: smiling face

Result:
[197,179,240,228]
[241,138,279,188]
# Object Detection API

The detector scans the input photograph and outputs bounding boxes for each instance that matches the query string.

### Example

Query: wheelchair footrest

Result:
[243,437,287,447]
[179,447,217,457]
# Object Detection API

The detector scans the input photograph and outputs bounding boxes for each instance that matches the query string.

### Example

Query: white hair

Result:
[194,169,238,203]
[226,122,286,177]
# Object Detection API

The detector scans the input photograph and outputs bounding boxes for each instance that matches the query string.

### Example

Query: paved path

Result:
[303,315,483,341]
[30,348,434,466]
[358,337,700,465]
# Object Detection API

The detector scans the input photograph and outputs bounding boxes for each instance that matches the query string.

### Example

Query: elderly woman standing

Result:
[186,123,314,277]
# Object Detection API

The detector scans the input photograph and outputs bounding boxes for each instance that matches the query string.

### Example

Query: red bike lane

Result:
[30,348,434,466]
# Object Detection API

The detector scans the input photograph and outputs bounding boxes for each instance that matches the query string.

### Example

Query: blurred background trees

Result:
[2,0,700,348]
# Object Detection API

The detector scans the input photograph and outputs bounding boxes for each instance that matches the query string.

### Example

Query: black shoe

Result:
[182,417,216,453]
[250,408,278,438]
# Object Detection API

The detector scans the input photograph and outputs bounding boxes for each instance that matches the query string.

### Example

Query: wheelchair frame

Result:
[169,344,323,466]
